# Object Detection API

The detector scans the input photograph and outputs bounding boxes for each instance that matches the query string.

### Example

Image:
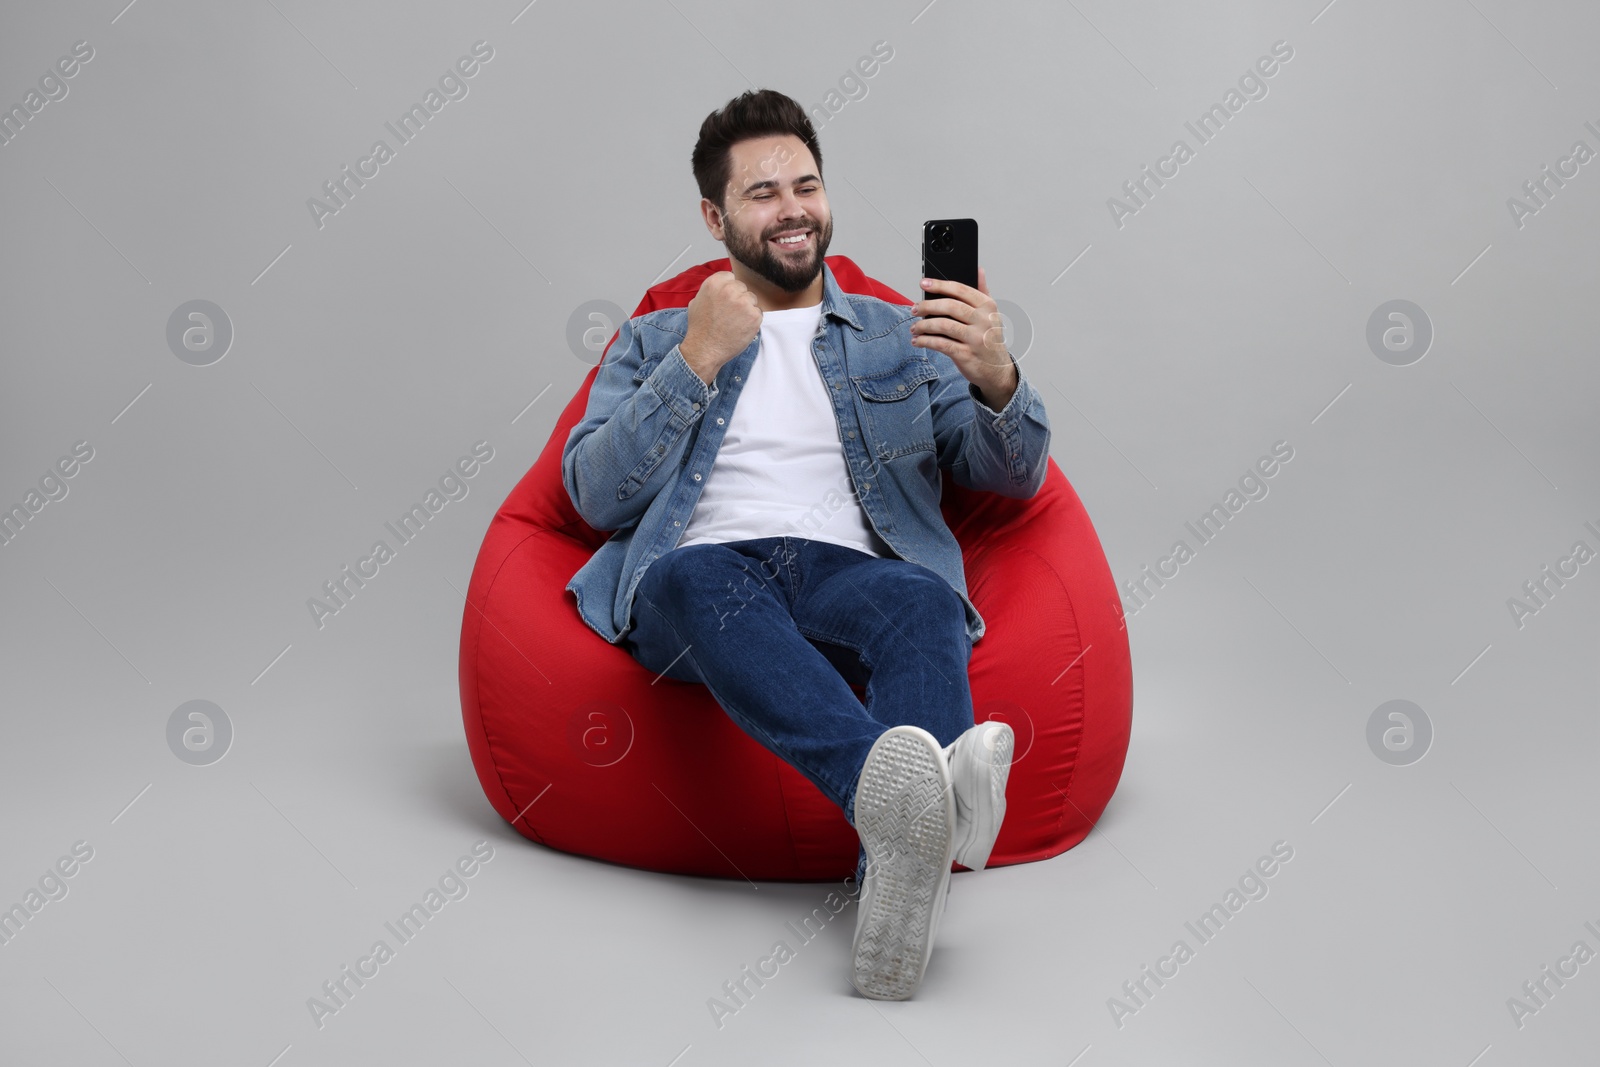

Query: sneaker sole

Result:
[851,726,954,1001]
[950,722,1013,871]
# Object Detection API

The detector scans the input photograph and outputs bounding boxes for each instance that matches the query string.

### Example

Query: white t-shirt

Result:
[678,302,891,558]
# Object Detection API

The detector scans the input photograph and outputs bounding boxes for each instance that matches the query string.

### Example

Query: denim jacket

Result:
[562,260,1051,647]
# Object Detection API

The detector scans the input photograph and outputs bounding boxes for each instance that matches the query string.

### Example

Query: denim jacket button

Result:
[692,473,701,481]
[847,430,855,438]
[716,417,725,425]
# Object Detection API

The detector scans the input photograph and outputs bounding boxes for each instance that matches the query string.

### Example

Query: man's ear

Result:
[700,198,726,240]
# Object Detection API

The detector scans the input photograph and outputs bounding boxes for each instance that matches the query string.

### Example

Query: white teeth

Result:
[776,233,808,244]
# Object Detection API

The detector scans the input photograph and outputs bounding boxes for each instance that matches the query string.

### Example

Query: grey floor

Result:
[4,1,1598,1064]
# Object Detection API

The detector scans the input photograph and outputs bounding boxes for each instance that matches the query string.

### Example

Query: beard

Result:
[723,210,833,292]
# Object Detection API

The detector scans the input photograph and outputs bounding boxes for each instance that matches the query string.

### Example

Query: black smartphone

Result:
[921,218,978,315]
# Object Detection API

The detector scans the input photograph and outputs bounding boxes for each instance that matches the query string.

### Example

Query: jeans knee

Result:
[899,572,965,634]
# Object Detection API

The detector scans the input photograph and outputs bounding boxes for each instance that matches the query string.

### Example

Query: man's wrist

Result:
[977,358,1019,411]
[678,342,715,388]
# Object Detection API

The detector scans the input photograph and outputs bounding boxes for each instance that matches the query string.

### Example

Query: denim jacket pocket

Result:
[850,355,940,459]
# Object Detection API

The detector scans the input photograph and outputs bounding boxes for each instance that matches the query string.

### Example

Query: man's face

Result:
[714,135,832,293]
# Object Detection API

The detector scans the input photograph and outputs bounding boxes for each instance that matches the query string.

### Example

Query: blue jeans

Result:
[623,536,975,881]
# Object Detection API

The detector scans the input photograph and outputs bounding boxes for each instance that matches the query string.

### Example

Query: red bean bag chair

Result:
[459,255,1131,881]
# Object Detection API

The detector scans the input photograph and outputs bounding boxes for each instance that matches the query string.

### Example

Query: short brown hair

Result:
[691,89,823,214]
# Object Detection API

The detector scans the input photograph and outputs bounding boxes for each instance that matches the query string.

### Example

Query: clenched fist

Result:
[680,272,762,386]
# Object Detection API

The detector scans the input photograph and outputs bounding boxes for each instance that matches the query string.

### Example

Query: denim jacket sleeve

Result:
[561,315,718,531]
[929,350,1051,499]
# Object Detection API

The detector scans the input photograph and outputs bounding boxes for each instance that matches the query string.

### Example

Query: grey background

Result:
[2,0,1597,1063]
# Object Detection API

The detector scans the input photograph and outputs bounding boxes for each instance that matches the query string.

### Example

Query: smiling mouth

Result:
[770,230,813,250]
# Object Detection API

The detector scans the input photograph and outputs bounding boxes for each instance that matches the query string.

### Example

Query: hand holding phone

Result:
[912,218,1017,409]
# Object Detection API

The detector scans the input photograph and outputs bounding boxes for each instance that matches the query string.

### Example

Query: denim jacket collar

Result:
[817,260,865,332]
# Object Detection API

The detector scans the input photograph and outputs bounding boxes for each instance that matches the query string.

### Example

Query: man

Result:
[561,89,1051,1000]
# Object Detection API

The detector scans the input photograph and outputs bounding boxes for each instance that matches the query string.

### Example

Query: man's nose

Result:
[776,189,808,220]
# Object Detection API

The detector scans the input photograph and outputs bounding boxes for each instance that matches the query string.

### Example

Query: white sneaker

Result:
[943,721,1014,871]
[850,725,956,1001]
